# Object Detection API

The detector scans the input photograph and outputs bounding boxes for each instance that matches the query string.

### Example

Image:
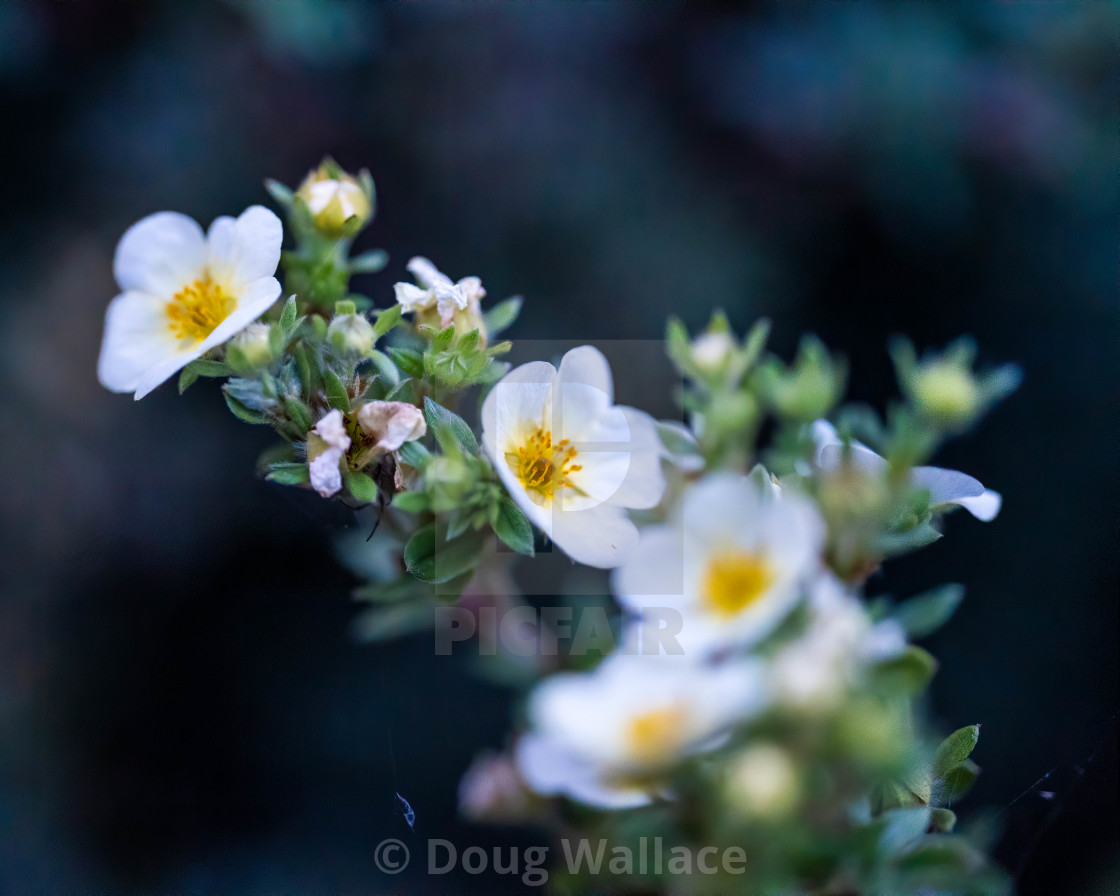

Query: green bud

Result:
[327,313,376,358]
[723,744,800,819]
[911,360,981,427]
[705,390,758,434]
[690,330,736,375]
[226,323,274,370]
[758,336,846,422]
[425,455,474,512]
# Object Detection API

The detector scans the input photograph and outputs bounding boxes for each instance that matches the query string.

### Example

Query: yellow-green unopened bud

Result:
[297,166,371,236]
[426,455,473,512]
[724,744,800,819]
[328,313,375,358]
[912,361,980,426]
[228,322,273,369]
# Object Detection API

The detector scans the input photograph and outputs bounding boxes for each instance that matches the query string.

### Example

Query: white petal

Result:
[550,502,639,568]
[310,447,345,497]
[514,736,651,809]
[555,346,614,439]
[208,205,283,290]
[394,282,434,312]
[97,291,180,394]
[911,466,1000,520]
[313,409,351,451]
[406,256,454,291]
[114,211,206,297]
[481,361,555,454]
[612,525,685,602]
[132,345,209,400]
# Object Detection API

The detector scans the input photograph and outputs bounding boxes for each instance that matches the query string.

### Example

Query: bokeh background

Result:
[0,2,1116,893]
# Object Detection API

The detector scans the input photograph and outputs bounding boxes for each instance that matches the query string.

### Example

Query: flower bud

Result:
[328,312,376,358]
[226,322,273,370]
[297,162,372,236]
[911,360,980,427]
[723,744,800,819]
[690,330,736,374]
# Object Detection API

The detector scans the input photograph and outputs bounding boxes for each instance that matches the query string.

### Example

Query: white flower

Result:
[393,256,486,327]
[770,575,905,710]
[481,346,665,568]
[357,400,426,453]
[97,206,283,399]
[613,472,824,655]
[811,420,1001,521]
[308,409,352,498]
[516,652,765,808]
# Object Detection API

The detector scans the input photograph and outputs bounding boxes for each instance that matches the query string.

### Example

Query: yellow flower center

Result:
[166,276,234,344]
[626,705,686,764]
[507,428,581,501]
[703,550,775,619]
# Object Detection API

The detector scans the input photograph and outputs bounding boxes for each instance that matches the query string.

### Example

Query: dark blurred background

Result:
[0,2,1115,893]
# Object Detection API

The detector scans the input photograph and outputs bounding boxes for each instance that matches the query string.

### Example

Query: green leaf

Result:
[740,317,772,370]
[933,725,980,780]
[351,602,434,643]
[403,522,486,584]
[372,303,402,340]
[387,347,424,379]
[879,807,931,855]
[345,469,378,504]
[391,490,431,513]
[934,758,980,806]
[322,369,351,412]
[223,390,269,425]
[397,439,432,469]
[892,584,965,639]
[666,316,694,373]
[282,396,313,434]
[430,324,456,353]
[266,462,310,485]
[350,249,389,275]
[929,808,957,833]
[178,365,200,394]
[458,329,481,353]
[367,349,401,389]
[424,397,479,456]
[872,646,938,695]
[483,295,522,335]
[494,496,535,555]
[279,294,298,332]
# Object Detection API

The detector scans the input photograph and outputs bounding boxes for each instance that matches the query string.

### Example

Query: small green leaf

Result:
[892,584,965,639]
[350,249,389,275]
[392,490,431,513]
[494,496,534,555]
[929,807,957,832]
[666,316,694,373]
[322,369,351,412]
[424,397,479,456]
[266,462,310,485]
[933,725,980,780]
[403,522,485,584]
[397,439,432,469]
[178,366,200,394]
[345,469,378,504]
[879,807,931,855]
[282,396,313,434]
[458,329,481,353]
[279,294,298,332]
[223,390,268,425]
[265,179,293,207]
[372,303,402,340]
[483,295,522,335]
[387,348,424,379]
[367,349,401,389]
[934,758,980,806]
[872,646,938,695]
[430,324,456,353]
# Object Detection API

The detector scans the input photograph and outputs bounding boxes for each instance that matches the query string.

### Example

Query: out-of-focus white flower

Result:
[481,346,665,568]
[308,409,352,497]
[613,472,823,654]
[723,743,800,818]
[98,206,283,399]
[810,420,1001,521]
[691,330,736,373]
[394,256,486,327]
[771,575,905,711]
[357,400,426,453]
[516,652,766,808]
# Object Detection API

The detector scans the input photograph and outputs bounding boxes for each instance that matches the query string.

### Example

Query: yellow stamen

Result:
[626,706,685,764]
[166,276,234,343]
[703,551,775,619]
[506,428,581,501]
